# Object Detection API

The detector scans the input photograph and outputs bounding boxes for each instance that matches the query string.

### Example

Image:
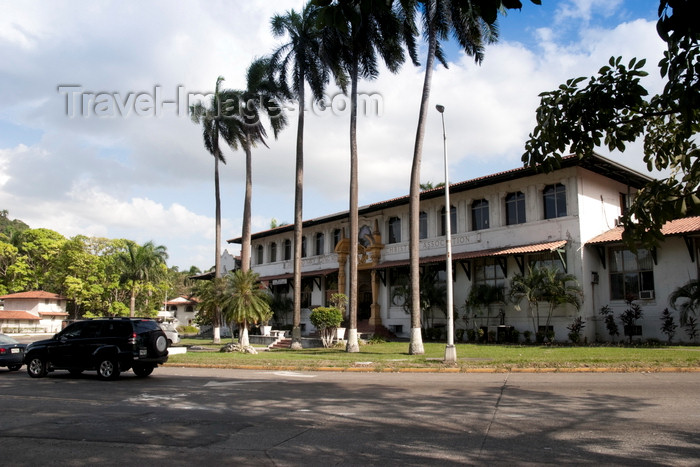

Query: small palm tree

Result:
[669,279,700,325]
[224,269,271,347]
[117,240,168,317]
[192,277,229,338]
[510,266,581,340]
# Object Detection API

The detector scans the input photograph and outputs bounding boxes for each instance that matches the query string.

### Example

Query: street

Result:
[0,366,699,466]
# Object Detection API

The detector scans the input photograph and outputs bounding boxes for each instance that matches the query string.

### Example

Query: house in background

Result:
[162,296,200,326]
[0,291,69,333]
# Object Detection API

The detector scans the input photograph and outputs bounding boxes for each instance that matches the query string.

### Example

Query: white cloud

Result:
[0,1,668,270]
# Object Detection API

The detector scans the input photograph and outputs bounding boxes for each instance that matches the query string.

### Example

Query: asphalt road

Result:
[1,365,699,466]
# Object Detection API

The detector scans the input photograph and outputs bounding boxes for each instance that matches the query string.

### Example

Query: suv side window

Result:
[60,322,85,339]
[133,320,160,333]
[102,321,131,338]
[80,321,103,338]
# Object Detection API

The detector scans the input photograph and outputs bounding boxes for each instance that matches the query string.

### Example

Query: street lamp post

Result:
[436,104,456,364]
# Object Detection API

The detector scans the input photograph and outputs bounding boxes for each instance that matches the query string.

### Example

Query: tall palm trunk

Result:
[129,286,136,317]
[240,134,253,273]
[213,134,222,343]
[346,59,360,353]
[291,76,305,350]
[408,19,437,355]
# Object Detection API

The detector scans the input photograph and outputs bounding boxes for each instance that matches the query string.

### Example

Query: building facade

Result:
[0,291,69,333]
[229,154,700,343]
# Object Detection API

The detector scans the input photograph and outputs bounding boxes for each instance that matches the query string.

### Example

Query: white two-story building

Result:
[229,154,700,343]
[0,291,69,333]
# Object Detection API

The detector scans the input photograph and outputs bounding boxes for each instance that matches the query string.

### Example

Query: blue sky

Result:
[0,0,666,270]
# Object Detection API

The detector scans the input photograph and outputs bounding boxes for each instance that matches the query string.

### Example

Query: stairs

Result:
[270,338,293,349]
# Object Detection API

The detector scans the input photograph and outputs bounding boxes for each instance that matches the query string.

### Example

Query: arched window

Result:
[315,232,325,255]
[256,245,264,264]
[419,211,428,239]
[440,206,456,236]
[388,216,401,243]
[270,242,277,262]
[284,239,291,260]
[506,192,526,225]
[301,236,307,258]
[471,199,489,231]
[333,228,342,248]
[543,184,567,219]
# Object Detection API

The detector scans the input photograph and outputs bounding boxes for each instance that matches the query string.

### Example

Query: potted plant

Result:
[328,293,348,340]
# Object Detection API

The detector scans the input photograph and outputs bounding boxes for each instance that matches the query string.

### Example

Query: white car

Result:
[159,322,180,345]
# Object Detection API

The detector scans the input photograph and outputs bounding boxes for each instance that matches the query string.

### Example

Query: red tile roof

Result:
[0,310,41,320]
[0,291,67,300]
[587,216,700,244]
[38,311,69,316]
[375,240,568,269]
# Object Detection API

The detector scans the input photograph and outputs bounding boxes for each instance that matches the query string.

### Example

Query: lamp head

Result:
[435,104,445,113]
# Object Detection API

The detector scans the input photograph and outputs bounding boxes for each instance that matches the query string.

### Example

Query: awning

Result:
[373,240,568,269]
[587,216,700,245]
[259,268,338,283]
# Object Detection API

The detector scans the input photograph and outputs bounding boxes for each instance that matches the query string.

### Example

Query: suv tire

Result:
[155,334,167,353]
[96,357,120,380]
[133,364,154,377]
[27,356,47,378]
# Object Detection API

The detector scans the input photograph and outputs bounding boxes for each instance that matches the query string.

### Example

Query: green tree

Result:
[192,276,229,336]
[310,306,343,347]
[224,269,272,347]
[0,241,31,294]
[510,266,581,341]
[523,0,699,248]
[270,3,336,349]
[314,0,406,352]
[399,0,510,354]
[117,240,168,317]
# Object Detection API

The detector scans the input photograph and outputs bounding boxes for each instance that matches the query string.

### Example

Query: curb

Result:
[163,363,700,374]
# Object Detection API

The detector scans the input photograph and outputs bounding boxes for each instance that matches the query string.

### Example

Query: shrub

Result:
[309,306,343,348]
[600,305,619,342]
[660,308,677,344]
[567,316,585,344]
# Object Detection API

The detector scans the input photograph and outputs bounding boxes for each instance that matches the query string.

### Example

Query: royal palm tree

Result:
[224,269,272,347]
[270,3,340,349]
[117,240,168,317]
[234,57,288,273]
[191,76,241,343]
[314,0,406,352]
[670,279,700,325]
[397,0,498,354]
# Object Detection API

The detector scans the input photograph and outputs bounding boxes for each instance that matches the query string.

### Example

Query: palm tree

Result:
[397,0,497,355]
[192,276,229,339]
[224,269,272,347]
[270,3,338,350]
[314,0,406,352]
[190,76,239,343]
[117,240,168,317]
[670,279,700,325]
[510,266,581,341]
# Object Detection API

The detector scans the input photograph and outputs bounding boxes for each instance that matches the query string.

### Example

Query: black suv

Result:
[24,318,169,380]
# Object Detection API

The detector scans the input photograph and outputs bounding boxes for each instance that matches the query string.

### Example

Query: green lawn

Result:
[167,338,700,372]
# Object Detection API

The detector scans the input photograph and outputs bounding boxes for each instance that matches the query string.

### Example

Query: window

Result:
[389,267,410,307]
[284,239,291,261]
[506,192,526,225]
[471,199,489,231]
[608,246,655,300]
[270,242,277,262]
[301,277,314,308]
[473,258,506,288]
[388,216,401,243]
[301,236,307,258]
[315,232,325,255]
[419,211,428,239]
[333,228,342,249]
[440,205,456,236]
[528,251,566,273]
[256,245,264,264]
[359,225,372,247]
[620,193,629,216]
[543,184,567,219]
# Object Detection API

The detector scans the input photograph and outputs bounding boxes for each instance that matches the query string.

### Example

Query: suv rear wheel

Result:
[133,364,154,377]
[96,357,120,380]
[27,356,47,378]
